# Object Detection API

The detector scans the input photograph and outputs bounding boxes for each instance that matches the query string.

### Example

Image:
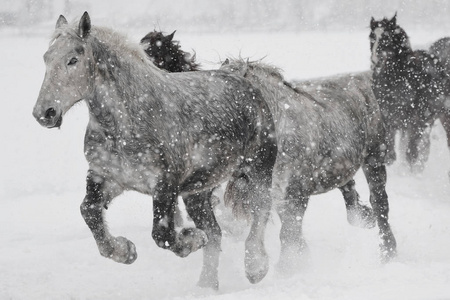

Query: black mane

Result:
[140,30,200,72]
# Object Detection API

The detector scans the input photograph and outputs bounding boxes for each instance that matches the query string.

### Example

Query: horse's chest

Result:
[85,132,161,194]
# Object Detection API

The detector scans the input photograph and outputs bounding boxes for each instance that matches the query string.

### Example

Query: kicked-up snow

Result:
[1,27,450,299]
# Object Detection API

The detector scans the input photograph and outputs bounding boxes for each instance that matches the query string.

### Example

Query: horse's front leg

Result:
[80,171,137,264]
[152,178,208,258]
[363,151,397,262]
[183,190,221,290]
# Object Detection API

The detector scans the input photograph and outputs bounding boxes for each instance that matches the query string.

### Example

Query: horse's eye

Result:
[68,57,78,65]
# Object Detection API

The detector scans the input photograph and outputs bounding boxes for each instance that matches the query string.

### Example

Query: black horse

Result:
[140,30,200,72]
[370,14,447,171]
[429,37,450,170]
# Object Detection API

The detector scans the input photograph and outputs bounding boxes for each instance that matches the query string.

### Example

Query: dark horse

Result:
[140,30,200,72]
[429,37,450,173]
[221,59,397,272]
[32,12,277,289]
[370,14,447,171]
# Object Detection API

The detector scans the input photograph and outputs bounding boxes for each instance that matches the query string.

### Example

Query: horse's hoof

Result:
[380,232,397,263]
[347,205,376,229]
[110,236,138,264]
[245,251,269,284]
[380,243,397,263]
[276,240,309,276]
[410,162,425,174]
[174,228,208,257]
[245,264,269,284]
[380,247,397,263]
[197,277,219,290]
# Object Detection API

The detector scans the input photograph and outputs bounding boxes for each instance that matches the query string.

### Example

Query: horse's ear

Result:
[222,58,230,66]
[78,11,91,38]
[370,17,376,30]
[56,15,68,29]
[166,30,176,41]
[391,12,397,25]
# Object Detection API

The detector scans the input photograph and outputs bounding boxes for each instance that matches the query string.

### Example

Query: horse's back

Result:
[270,71,379,193]
[294,71,378,121]
[430,37,450,74]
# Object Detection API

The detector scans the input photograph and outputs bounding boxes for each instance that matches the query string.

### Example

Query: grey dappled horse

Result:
[32,12,277,289]
[221,59,397,272]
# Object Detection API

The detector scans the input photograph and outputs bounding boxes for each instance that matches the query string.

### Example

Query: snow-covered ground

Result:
[1,25,450,300]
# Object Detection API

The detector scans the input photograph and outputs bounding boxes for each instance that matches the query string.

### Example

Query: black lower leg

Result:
[363,159,397,261]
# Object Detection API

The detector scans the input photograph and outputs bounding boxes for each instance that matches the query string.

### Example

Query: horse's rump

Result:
[222,59,382,194]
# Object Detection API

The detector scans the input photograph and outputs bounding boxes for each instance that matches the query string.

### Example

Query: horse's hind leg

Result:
[275,179,309,275]
[363,149,397,262]
[183,189,221,290]
[225,145,276,284]
[439,110,450,178]
[80,171,137,264]
[339,179,375,228]
[405,121,431,173]
[243,176,272,284]
[384,126,397,165]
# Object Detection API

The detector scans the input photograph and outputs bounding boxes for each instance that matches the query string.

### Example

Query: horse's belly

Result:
[309,165,359,194]
[273,156,361,196]
[179,153,242,195]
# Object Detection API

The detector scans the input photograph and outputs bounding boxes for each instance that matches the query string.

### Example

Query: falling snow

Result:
[2,4,450,300]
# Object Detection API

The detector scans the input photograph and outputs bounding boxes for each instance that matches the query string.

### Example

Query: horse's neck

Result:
[87,62,165,137]
[86,85,130,138]
[375,53,409,80]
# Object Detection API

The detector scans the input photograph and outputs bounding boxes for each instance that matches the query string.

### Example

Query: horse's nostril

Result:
[45,108,57,119]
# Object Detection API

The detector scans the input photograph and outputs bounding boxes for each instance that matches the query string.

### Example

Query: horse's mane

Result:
[223,58,284,81]
[223,58,325,108]
[140,30,200,72]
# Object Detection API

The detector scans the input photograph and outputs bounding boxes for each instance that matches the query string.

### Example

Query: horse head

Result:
[369,13,411,70]
[33,12,95,128]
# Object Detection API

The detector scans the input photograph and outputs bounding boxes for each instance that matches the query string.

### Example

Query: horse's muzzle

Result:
[33,107,63,128]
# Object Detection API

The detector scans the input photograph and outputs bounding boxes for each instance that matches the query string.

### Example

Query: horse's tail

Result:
[224,173,252,221]
[224,86,277,222]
